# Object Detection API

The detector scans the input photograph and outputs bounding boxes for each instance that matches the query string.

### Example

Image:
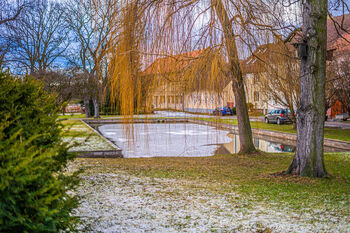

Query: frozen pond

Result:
[98,123,311,158]
[99,123,231,158]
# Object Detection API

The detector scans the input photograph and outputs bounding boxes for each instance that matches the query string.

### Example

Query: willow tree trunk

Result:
[287,0,327,177]
[213,0,256,154]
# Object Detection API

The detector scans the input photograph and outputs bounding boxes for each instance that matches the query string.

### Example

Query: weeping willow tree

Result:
[109,1,148,117]
[108,0,292,154]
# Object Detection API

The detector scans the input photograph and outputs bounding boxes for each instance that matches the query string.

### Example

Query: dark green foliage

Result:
[231,107,236,115]
[0,73,60,148]
[0,73,79,232]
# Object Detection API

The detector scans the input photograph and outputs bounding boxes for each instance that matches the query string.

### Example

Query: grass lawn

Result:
[81,152,350,213]
[75,152,350,231]
[60,119,114,151]
[196,118,350,142]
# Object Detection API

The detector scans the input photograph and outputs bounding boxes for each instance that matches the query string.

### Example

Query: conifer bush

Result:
[0,73,79,232]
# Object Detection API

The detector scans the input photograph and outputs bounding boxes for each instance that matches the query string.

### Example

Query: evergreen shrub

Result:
[0,73,79,232]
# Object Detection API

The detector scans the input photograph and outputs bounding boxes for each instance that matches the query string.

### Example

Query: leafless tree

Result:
[0,0,30,69]
[0,0,28,25]
[326,52,350,114]
[32,69,83,113]
[283,0,350,177]
[4,0,68,74]
[64,0,119,118]
[255,41,300,128]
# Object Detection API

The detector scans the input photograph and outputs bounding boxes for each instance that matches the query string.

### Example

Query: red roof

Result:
[289,14,350,52]
[143,50,204,76]
[242,42,296,74]
[327,14,350,50]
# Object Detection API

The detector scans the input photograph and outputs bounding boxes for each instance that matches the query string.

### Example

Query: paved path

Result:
[325,121,350,129]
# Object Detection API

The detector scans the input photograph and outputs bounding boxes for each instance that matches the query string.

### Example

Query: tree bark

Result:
[213,0,256,154]
[93,98,100,118]
[286,0,327,177]
[84,98,91,118]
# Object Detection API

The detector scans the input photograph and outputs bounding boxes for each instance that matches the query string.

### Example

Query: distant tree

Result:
[32,69,83,113]
[0,0,29,69]
[4,0,68,74]
[64,0,118,118]
[256,42,300,128]
[0,0,27,25]
[326,52,350,114]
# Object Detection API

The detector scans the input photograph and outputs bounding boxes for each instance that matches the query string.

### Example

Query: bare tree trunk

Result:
[93,98,100,118]
[84,98,91,118]
[287,0,327,177]
[213,0,256,154]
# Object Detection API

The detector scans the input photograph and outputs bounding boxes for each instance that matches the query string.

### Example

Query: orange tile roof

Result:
[245,14,350,74]
[143,50,204,76]
[242,42,296,74]
[289,14,350,52]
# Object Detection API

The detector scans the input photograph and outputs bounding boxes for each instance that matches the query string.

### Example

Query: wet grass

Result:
[196,118,350,142]
[79,152,350,217]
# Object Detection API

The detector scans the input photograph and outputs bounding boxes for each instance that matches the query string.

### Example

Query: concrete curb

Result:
[188,119,350,151]
[74,150,123,158]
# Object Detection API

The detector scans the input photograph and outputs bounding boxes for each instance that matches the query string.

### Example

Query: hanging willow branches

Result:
[106,0,300,153]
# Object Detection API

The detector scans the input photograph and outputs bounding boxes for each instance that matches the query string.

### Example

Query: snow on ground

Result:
[62,136,113,151]
[73,170,350,233]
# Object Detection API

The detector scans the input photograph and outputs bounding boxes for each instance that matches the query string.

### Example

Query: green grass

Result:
[79,152,350,216]
[196,118,350,142]
[60,119,95,137]
[58,114,86,119]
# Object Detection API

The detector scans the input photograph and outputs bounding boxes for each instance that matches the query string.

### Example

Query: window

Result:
[167,96,171,104]
[160,96,165,104]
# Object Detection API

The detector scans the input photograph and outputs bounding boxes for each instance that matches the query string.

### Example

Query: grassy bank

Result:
[196,118,350,142]
[60,119,113,151]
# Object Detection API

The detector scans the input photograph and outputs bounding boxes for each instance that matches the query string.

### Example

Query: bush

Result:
[0,73,79,232]
[0,73,60,148]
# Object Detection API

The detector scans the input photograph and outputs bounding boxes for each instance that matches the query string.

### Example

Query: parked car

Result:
[335,113,349,121]
[265,109,292,125]
[213,107,233,116]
